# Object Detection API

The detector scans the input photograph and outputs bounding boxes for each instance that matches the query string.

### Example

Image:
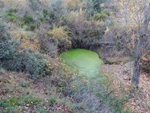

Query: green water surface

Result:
[60,49,103,77]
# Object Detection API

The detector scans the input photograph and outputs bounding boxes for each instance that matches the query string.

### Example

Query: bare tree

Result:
[108,0,150,89]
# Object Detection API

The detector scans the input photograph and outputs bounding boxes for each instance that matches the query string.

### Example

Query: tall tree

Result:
[108,0,150,89]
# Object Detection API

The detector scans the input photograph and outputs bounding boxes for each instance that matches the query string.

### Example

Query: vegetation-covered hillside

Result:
[0,0,150,112]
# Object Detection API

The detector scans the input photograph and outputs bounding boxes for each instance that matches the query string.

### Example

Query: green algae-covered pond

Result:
[60,49,103,77]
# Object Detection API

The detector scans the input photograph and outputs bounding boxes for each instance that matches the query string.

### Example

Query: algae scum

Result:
[60,49,103,77]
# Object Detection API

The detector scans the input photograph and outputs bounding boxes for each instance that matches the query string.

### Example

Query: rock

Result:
[124,77,129,80]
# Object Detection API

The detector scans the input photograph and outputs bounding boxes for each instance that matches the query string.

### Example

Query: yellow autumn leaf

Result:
[105,27,109,33]
[80,8,82,16]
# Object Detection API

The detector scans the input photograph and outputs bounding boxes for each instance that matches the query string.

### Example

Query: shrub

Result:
[8,15,15,21]
[48,0,67,18]
[37,25,71,55]
[47,97,57,105]
[42,8,55,19]
[104,11,110,16]
[94,13,108,19]
[7,8,18,13]
[64,0,82,10]
[26,15,32,20]
[24,14,33,23]
[26,0,41,12]
[0,22,51,77]
[63,13,106,49]
[28,23,36,31]
[85,0,94,16]
[93,0,102,13]
[19,19,25,27]
[7,13,15,16]
[40,17,44,22]
[99,13,108,19]
[47,26,71,52]
[21,80,30,87]
[43,9,48,17]
[49,11,55,18]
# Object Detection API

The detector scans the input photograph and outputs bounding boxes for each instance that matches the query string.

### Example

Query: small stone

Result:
[124,77,129,80]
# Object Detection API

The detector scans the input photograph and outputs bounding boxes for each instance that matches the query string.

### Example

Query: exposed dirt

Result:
[101,61,150,113]
[1,60,150,113]
[0,71,57,100]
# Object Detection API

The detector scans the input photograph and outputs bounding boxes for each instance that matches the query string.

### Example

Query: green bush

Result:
[0,23,51,77]
[28,23,36,31]
[47,97,57,105]
[19,19,25,27]
[25,14,33,23]
[104,11,110,16]
[94,13,108,20]
[43,9,48,17]
[40,17,44,22]
[8,16,15,21]
[64,16,106,49]
[7,8,18,13]
[26,15,32,20]
[99,13,108,19]
[42,8,54,19]
[7,13,15,16]
[21,80,30,87]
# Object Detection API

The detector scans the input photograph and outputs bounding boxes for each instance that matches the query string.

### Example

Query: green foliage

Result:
[93,0,102,13]
[48,0,66,18]
[8,15,15,21]
[86,0,93,15]
[19,19,25,27]
[25,14,33,23]
[26,0,41,12]
[0,95,41,112]
[43,9,48,17]
[28,23,36,30]
[49,11,55,18]
[47,97,57,105]
[40,17,44,22]
[110,97,129,112]
[110,21,115,27]
[42,8,55,19]
[7,13,16,21]
[26,15,32,21]
[7,13,15,16]
[21,80,30,87]
[104,11,110,16]
[86,0,106,16]
[94,13,108,19]
[74,105,85,110]
[7,8,18,13]
[0,23,51,77]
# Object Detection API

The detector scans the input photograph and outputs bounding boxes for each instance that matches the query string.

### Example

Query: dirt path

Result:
[101,61,150,113]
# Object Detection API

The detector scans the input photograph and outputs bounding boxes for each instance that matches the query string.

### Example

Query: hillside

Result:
[0,0,150,113]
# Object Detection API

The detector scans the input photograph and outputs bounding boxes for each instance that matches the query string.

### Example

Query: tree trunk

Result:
[131,46,142,89]
[131,4,150,89]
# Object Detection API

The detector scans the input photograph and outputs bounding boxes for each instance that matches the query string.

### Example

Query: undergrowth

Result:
[0,0,146,112]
